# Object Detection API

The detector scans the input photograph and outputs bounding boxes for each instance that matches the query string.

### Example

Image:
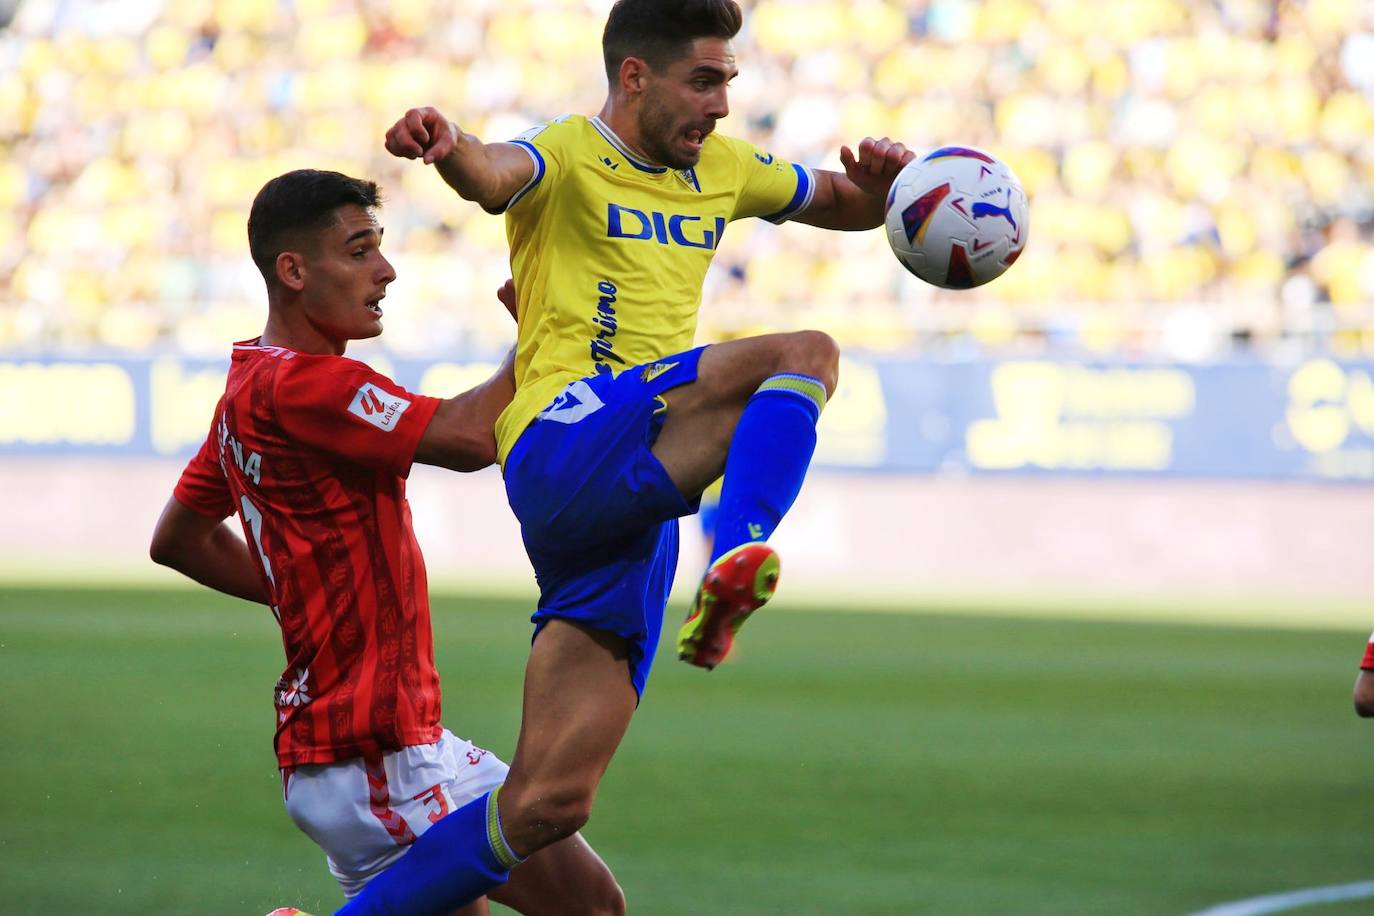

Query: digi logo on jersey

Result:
[607,203,725,250]
[348,382,411,432]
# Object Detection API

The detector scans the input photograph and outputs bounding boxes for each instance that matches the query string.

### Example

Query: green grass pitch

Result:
[1,585,1369,915]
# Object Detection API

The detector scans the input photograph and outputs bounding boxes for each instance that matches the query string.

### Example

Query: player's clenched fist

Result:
[385,107,460,165]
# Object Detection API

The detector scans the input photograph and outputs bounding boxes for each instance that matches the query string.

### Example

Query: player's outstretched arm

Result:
[414,279,519,472]
[385,106,535,212]
[414,345,517,473]
[793,136,915,231]
[1355,670,1374,717]
[149,497,271,604]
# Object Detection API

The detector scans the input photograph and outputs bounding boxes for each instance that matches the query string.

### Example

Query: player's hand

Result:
[385,107,461,165]
[839,137,915,197]
[496,278,517,322]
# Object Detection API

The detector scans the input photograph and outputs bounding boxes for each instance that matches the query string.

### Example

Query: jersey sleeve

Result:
[173,415,234,519]
[274,358,442,478]
[487,115,574,215]
[1362,631,1374,670]
[722,135,816,224]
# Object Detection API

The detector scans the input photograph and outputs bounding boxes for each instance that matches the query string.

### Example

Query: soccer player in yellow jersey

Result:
[342,1,913,911]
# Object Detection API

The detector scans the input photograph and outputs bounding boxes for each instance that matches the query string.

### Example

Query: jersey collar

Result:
[589,116,669,174]
[233,338,298,360]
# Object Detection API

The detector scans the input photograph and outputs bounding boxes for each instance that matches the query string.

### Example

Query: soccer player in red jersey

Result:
[150,169,623,915]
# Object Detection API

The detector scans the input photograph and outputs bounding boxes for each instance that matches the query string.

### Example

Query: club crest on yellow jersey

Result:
[640,361,680,383]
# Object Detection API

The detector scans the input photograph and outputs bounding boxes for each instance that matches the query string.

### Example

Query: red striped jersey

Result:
[174,339,444,767]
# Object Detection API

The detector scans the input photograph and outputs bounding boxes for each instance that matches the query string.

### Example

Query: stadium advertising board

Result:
[851,356,1374,480]
[5,355,1373,481]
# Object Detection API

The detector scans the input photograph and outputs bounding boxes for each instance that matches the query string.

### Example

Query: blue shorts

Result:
[503,348,706,696]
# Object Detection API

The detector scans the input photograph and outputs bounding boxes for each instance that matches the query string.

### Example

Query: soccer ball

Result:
[884,146,1028,289]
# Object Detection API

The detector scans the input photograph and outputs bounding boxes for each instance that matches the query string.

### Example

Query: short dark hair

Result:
[602,0,743,83]
[247,169,381,285]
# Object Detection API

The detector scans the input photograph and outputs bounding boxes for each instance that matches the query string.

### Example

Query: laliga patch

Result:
[513,116,564,143]
[348,382,411,432]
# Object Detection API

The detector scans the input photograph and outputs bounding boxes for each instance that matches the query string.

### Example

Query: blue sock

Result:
[337,787,524,916]
[710,373,826,564]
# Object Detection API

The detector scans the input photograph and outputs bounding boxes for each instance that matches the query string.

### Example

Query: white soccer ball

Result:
[884,146,1029,289]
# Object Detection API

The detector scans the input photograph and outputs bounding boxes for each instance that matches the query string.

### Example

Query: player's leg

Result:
[651,330,838,502]
[496,618,640,856]
[652,331,839,668]
[335,790,515,915]
[281,751,505,916]
[488,829,625,916]
[339,623,635,915]
[304,725,620,916]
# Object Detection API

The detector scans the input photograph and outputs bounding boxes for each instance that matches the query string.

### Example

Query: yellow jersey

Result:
[492,114,815,463]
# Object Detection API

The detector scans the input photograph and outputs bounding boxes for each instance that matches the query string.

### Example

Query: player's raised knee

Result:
[516,787,595,844]
[784,329,840,394]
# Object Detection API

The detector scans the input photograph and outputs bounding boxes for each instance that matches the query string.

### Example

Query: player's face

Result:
[638,37,736,169]
[300,205,395,347]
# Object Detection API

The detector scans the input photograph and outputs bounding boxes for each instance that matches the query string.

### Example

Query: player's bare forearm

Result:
[795,137,915,231]
[794,170,888,231]
[434,135,516,208]
[149,497,270,604]
[415,347,516,472]
[465,345,517,431]
[385,106,534,212]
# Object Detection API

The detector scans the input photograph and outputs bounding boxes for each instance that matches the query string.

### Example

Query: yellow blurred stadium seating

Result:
[1,0,1371,358]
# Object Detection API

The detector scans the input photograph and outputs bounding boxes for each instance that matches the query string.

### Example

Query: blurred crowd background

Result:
[2,0,1373,361]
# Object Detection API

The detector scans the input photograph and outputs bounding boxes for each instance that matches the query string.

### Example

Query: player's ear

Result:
[275,251,307,292]
[620,57,649,95]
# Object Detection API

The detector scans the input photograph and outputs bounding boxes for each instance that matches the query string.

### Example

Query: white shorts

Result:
[282,729,509,898]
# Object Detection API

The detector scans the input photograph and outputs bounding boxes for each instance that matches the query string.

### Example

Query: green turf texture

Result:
[1,586,1368,915]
